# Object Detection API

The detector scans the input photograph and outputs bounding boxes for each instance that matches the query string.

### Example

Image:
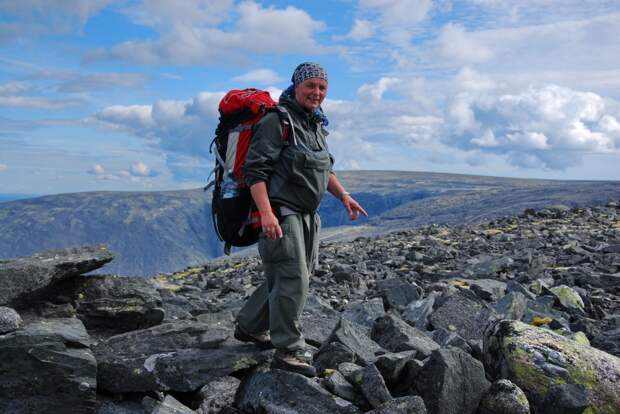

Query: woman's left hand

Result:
[342,195,368,221]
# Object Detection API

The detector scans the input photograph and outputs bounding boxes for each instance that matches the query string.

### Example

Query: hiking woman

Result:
[234,62,367,377]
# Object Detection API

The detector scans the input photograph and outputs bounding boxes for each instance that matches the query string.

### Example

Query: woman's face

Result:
[294,77,328,111]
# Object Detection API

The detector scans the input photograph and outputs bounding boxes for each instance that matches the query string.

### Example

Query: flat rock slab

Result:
[372,314,439,358]
[366,396,427,414]
[484,319,620,414]
[327,318,386,366]
[235,367,360,414]
[0,317,97,414]
[94,320,269,393]
[0,245,113,307]
[428,289,498,341]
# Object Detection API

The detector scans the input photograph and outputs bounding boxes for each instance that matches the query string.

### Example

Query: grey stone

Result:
[341,298,385,330]
[371,314,439,358]
[505,281,536,300]
[196,376,240,414]
[366,396,427,414]
[374,350,417,388]
[142,395,195,413]
[402,293,438,330]
[432,328,472,355]
[327,318,386,365]
[415,348,490,414]
[477,379,530,414]
[0,306,22,333]
[301,295,340,347]
[375,278,422,310]
[314,341,356,374]
[349,364,392,408]
[73,275,165,332]
[495,291,528,320]
[0,318,97,414]
[322,370,368,408]
[428,289,498,341]
[469,279,507,301]
[0,245,113,307]
[542,384,590,414]
[234,366,360,414]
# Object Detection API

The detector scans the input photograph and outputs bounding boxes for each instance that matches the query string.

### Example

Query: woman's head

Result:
[291,62,328,111]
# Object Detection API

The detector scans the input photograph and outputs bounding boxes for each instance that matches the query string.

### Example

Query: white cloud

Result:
[88,1,327,66]
[359,0,432,25]
[0,163,7,172]
[123,0,233,28]
[443,82,620,169]
[56,72,148,93]
[357,77,401,102]
[346,19,375,41]
[0,82,28,95]
[130,161,151,177]
[88,164,105,174]
[233,69,283,85]
[0,95,83,109]
[437,23,493,64]
[0,0,116,42]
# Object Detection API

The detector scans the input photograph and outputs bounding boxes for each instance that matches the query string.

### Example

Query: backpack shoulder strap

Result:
[271,105,297,146]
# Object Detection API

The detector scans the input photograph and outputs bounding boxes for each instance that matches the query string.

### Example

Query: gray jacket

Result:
[242,95,334,213]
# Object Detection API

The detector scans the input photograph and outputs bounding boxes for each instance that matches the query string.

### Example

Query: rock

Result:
[371,314,439,358]
[0,318,97,414]
[322,370,368,408]
[314,342,356,374]
[326,318,385,365]
[505,281,536,300]
[374,350,417,388]
[495,291,528,320]
[142,395,195,413]
[521,297,571,330]
[428,289,498,341]
[196,376,240,414]
[234,366,360,413]
[94,320,264,393]
[341,298,386,330]
[73,275,165,332]
[0,306,22,333]
[483,319,620,414]
[375,278,422,310]
[414,348,490,414]
[477,379,530,414]
[301,295,340,347]
[401,292,438,330]
[549,285,585,314]
[591,326,620,357]
[541,383,590,414]
[469,279,507,302]
[96,399,146,413]
[349,364,392,408]
[365,396,427,414]
[0,245,113,307]
[467,254,514,277]
[432,328,472,355]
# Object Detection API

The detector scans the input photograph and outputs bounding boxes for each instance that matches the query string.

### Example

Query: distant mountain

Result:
[0,171,618,276]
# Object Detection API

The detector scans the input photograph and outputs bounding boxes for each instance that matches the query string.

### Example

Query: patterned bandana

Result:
[291,62,328,87]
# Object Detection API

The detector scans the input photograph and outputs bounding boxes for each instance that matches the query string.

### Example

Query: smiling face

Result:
[294,77,328,111]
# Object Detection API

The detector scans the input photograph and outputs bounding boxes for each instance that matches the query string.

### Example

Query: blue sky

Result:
[1,0,620,195]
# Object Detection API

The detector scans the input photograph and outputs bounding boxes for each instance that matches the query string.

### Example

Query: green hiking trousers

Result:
[236,211,320,351]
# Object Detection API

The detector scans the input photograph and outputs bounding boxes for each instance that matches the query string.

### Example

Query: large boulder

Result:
[0,318,97,414]
[326,318,386,366]
[477,379,530,414]
[72,275,164,332]
[366,396,427,414]
[0,306,22,333]
[94,320,269,393]
[484,319,620,414]
[428,289,498,341]
[371,314,439,358]
[234,367,360,413]
[0,245,113,307]
[414,347,490,414]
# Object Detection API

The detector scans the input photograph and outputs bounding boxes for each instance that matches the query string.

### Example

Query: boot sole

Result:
[271,358,317,377]
[234,326,275,350]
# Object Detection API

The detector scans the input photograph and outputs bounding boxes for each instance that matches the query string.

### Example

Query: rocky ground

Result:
[1,202,619,414]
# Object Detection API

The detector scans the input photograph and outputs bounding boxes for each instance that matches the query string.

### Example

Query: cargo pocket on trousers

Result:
[258,222,296,263]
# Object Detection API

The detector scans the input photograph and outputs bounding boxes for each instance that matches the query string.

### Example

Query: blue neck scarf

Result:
[280,84,329,127]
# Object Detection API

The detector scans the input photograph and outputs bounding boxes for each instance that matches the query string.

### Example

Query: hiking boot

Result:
[234,324,274,349]
[271,348,317,377]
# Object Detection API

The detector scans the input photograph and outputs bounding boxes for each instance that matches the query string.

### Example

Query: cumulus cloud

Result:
[443,82,620,169]
[0,0,116,42]
[357,0,432,44]
[233,69,283,85]
[436,23,493,64]
[0,95,83,109]
[0,163,7,172]
[87,1,327,66]
[346,19,375,41]
[130,161,152,177]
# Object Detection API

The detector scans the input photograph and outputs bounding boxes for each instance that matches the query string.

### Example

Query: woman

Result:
[234,62,367,377]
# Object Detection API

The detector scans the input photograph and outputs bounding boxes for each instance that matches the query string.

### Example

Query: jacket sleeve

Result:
[242,112,284,187]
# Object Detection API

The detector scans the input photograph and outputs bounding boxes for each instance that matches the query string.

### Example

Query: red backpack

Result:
[207,89,290,255]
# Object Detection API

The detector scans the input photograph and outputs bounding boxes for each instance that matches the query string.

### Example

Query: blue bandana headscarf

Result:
[280,62,329,127]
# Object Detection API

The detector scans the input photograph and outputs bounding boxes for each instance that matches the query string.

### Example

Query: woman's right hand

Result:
[260,210,282,240]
